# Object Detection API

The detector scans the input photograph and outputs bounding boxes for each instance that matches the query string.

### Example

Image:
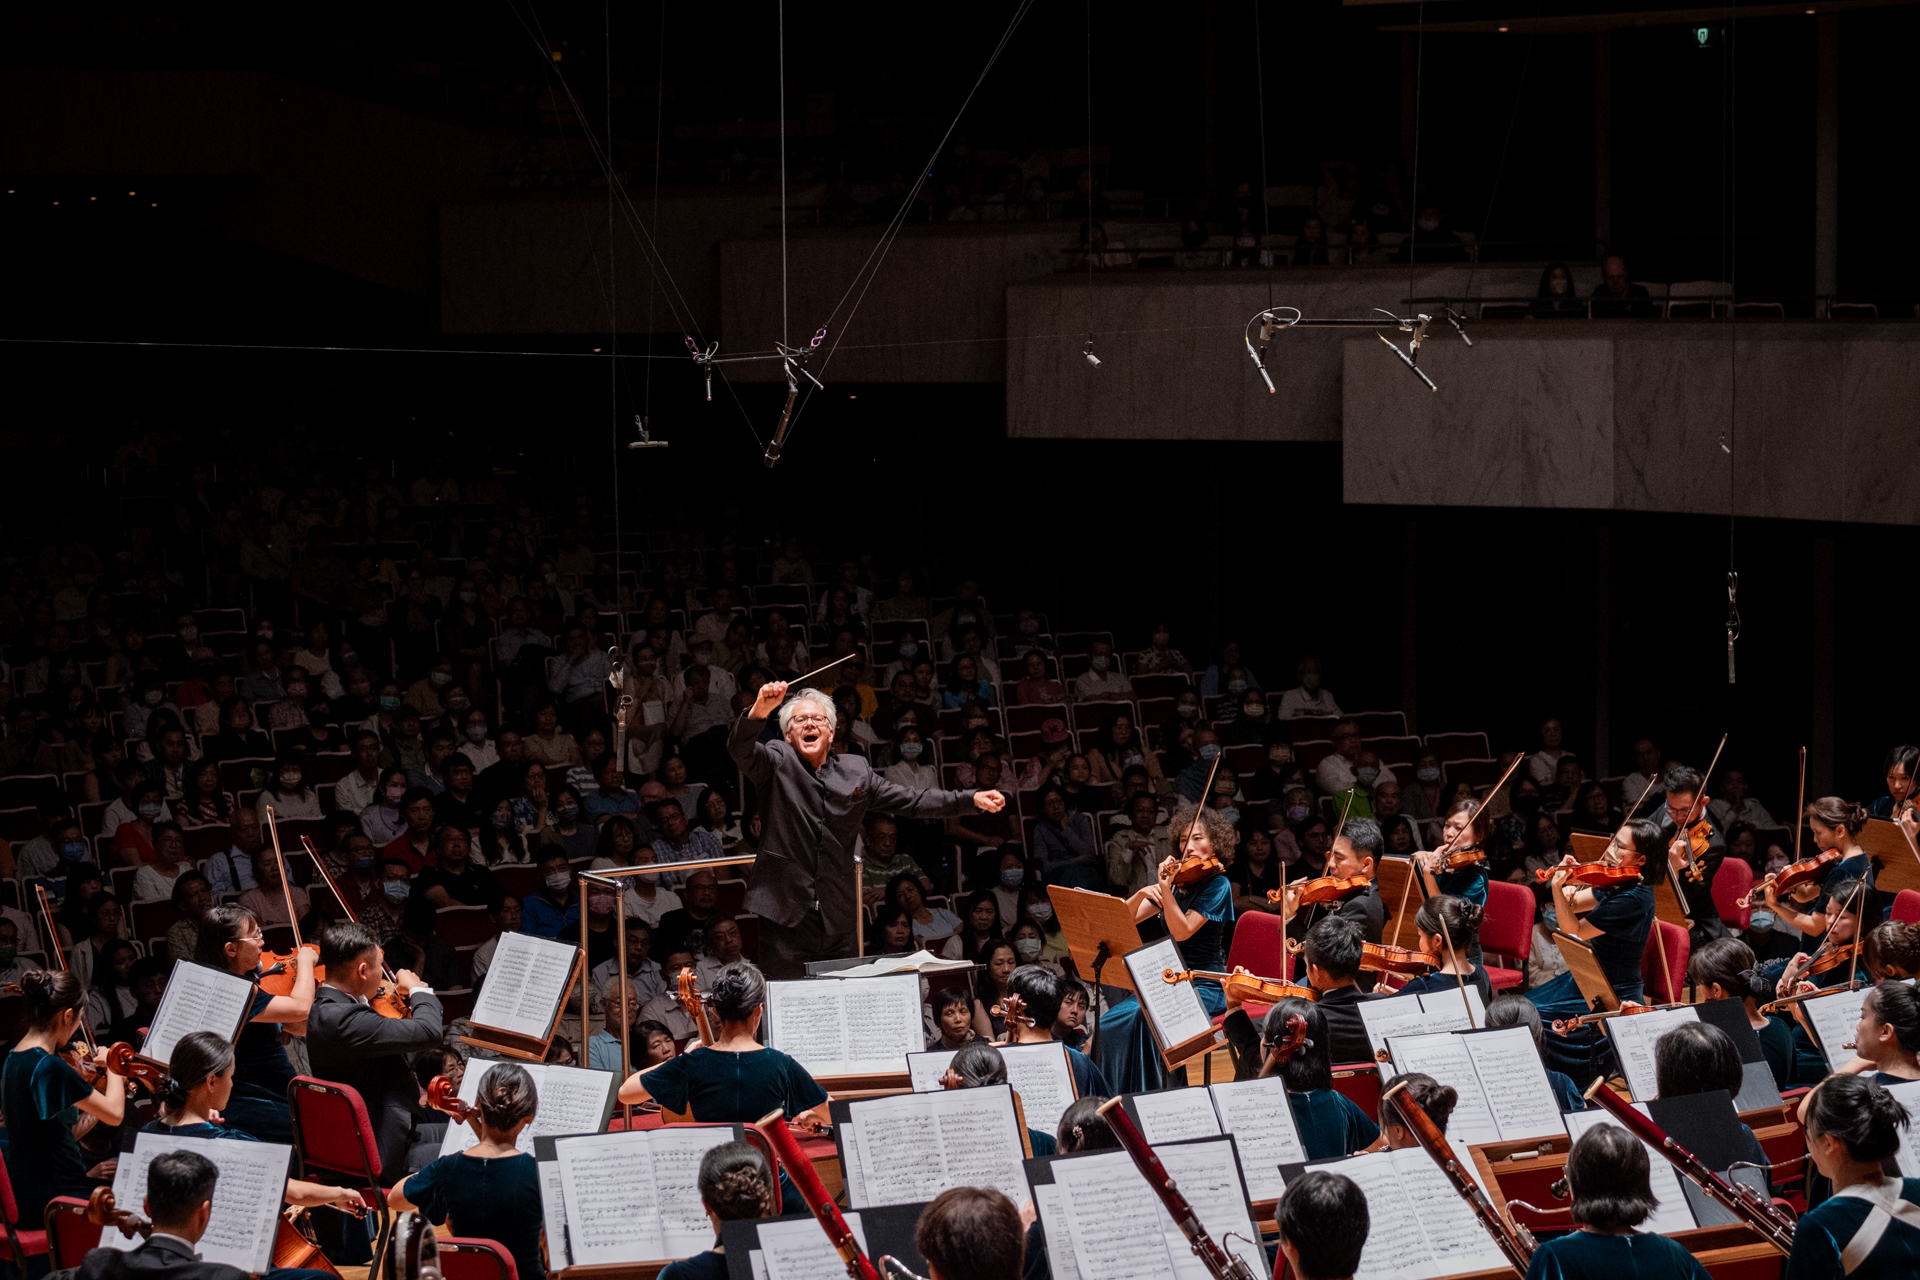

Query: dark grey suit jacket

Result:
[73,1234,247,1280]
[729,712,977,935]
[304,985,444,1179]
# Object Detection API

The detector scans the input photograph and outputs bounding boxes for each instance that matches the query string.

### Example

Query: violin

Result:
[301,836,411,1018]
[1549,999,1689,1036]
[678,968,716,1047]
[990,992,1033,1030]
[1534,861,1642,889]
[1432,844,1487,872]
[425,1075,480,1126]
[1268,872,1372,911]
[1744,847,1841,907]
[105,1042,171,1095]
[1168,852,1223,886]
[1358,941,1439,978]
[1162,968,1316,1005]
[86,1187,152,1242]
[1260,1013,1312,1074]
[259,944,324,998]
[1670,818,1713,883]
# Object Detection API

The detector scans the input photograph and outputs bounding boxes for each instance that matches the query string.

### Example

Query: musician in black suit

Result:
[730,682,1007,979]
[304,921,444,1180]
[69,1149,330,1280]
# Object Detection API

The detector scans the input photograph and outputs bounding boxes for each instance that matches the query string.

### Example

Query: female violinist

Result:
[1415,799,1490,915]
[1788,1075,1920,1280]
[1393,894,1492,1007]
[1686,938,1826,1090]
[1763,798,1873,937]
[391,1063,547,1280]
[1,970,126,1227]
[1259,997,1379,1160]
[192,905,316,1143]
[1091,803,1236,1095]
[1765,876,1871,1001]
[1525,818,1659,1078]
[616,963,827,1214]
[1378,1072,1459,1152]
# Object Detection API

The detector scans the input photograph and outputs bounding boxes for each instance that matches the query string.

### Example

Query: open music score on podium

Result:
[137,959,258,1068]
[762,971,923,1094]
[906,1041,1079,1133]
[463,929,586,1060]
[435,1059,618,1157]
[107,1133,293,1273]
[830,1082,1031,1210]
[1117,1076,1305,1205]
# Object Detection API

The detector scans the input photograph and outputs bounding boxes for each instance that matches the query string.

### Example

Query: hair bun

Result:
[1462,903,1485,930]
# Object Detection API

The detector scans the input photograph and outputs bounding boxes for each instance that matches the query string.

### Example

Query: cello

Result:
[677,967,715,1046]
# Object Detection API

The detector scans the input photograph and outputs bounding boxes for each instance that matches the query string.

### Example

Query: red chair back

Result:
[439,1238,520,1280]
[1479,880,1535,990]
[1712,858,1754,930]
[1330,1063,1382,1121]
[1226,910,1289,983]
[44,1198,99,1267]
[1894,890,1920,924]
[1640,919,1690,1003]
[287,1076,384,1184]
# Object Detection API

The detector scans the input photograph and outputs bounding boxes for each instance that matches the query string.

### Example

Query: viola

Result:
[1533,861,1642,889]
[1744,847,1841,907]
[1168,852,1223,886]
[301,837,412,1018]
[86,1187,151,1242]
[259,944,324,998]
[105,1042,170,1094]
[1162,968,1316,1005]
[1358,941,1438,978]
[1261,1013,1312,1074]
[678,968,716,1047]
[425,1075,480,1126]
[989,992,1033,1031]
[1268,872,1372,911]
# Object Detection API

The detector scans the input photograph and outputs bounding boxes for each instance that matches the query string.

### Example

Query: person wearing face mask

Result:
[1070,639,1133,702]
[1276,654,1341,720]
[359,767,413,848]
[521,849,583,939]
[255,751,322,822]
[1244,740,1298,802]
[1218,690,1274,745]
[109,779,173,865]
[1131,621,1191,675]
[1197,640,1259,700]
[1174,729,1228,803]
[457,709,499,773]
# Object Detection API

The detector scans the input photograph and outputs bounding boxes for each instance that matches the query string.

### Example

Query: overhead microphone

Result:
[627,415,668,449]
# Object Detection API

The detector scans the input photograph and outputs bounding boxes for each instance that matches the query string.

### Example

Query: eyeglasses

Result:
[790,714,831,727]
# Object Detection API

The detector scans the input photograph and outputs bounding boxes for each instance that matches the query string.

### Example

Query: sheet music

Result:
[1053,1151,1183,1280]
[1564,1107,1698,1234]
[439,1060,617,1157]
[537,1154,572,1270]
[554,1127,734,1264]
[1131,1088,1223,1144]
[1206,1077,1305,1201]
[1385,1031,1500,1150]
[141,960,256,1067]
[1031,1184,1081,1280]
[1883,1079,1920,1177]
[1803,987,1874,1073]
[107,1133,291,1273]
[1360,994,1461,1064]
[1325,1151,1440,1280]
[767,974,922,1077]
[845,1086,1027,1209]
[757,1213,870,1280]
[1603,1007,1700,1101]
[1153,1140,1266,1280]
[470,931,579,1040]
[1462,1027,1567,1142]
[1419,985,1487,1027]
[1122,937,1212,1051]
[1388,1148,1510,1274]
[906,1043,1078,1132]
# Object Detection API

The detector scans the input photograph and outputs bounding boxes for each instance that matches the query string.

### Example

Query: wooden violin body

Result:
[1168,852,1223,885]
[1358,941,1438,978]
[105,1042,170,1094]
[1744,847,1840,907]
[1162,968,1316,1005]
[259,945,324,997]
[1269,873,1372,910]
[1534,862,1642,889]
[425,1075,479,1126]
[87,1187,152,1241]
[1670,819,1712,882]
[1436,845,1487,871]
[989,992,1033,1030]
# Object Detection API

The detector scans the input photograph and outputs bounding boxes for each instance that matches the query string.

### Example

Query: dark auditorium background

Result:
[5,0,1920,812]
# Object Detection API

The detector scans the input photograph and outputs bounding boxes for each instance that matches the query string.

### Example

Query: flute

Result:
[1582,1079,1796,1253]
[1096,1098,1259,1280]
[1382,1080,1536,1272]
[753,1108,881,1280]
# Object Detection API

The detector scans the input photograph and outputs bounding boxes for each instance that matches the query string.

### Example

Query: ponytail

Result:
[476,1062,539,1132]
[161,1031,235,1115]
[1807,1074,1909,1164]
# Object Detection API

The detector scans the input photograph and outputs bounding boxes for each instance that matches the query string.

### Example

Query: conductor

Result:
[732,681,1006,978]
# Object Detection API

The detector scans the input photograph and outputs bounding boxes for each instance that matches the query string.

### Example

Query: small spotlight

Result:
[1498,25,1509,31]
[128,191,135,196]
[1083,338,1101,367]
[89,196,97,201]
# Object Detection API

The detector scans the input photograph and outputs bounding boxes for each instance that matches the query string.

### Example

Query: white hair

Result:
[778,687,839,735]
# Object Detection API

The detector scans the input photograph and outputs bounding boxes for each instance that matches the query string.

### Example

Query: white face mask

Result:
[898,742,924,760]
[1090,655,1110,672]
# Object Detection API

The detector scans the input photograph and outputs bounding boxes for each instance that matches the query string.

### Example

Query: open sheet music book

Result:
[1358,987,1488,1066]
[764,973,923,1079]
[908,1042,1079,1133]
[436,1060,618,1157]
[1307,1148,1511,1280]
[553,1126,741,1265]
[839,1083,1029,1209]
[1600,1006,1700,1101]
[821,949,975,979]
[738,1213,875,1280]
[1563,1107,1704,1235]
[1037,1135,1266,1280]
[1798,985,1877,1074]
[108,1133,293,1273]
[468,931,582,1050]
[1883,1079,1920,1177]
[1383,1026,1566,1165]
[140,960,257,1067]
[1120,1076,1306,1202]
[1119,936,1212,1051]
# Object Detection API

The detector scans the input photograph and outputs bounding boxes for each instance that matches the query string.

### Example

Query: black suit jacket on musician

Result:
[70,1234,248,1280]
[1653,811,1727,937]
[304,985,444,1179]
[728,712,977,935]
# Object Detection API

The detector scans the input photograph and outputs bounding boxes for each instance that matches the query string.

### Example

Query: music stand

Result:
[1859,818,1920,895]
[1550,930,1623,1015]
[1377,856,1422,950]
[1046,886,1145,1055]
[1567,833,1611,863]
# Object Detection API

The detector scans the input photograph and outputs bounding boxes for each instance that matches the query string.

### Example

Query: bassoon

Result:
[1381,1078,1535,1272]
[753,1108,881,1280]
[1096,1097,1259,1280]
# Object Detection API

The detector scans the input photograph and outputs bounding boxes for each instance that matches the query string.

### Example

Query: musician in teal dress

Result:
[0,971,125,1227]
[1523,1123,1712,1280]
[1788,1075,1920,1280]
[1091,804,1235,1095]
[1260,997,1379,1160]
[1416,798,1491,964]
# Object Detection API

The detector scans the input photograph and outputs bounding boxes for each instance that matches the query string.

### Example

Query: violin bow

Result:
[1185,751,1224,856]
[34,883,96,1053]
[1436,911,1476,1028]
[262,807,306,952]
[300,836,407,997]
[1672,733,1730,880]
[1793,746,1807,862]
[1421,750,1528,899]
[1845,876,1869,993]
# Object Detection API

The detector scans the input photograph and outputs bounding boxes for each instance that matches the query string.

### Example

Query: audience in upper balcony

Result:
[1591,255,1658,318]
[1529,262,1585,319]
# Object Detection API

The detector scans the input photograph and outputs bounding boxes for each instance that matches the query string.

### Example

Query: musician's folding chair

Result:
[288,1076,397,1266]
[0,1154,51,1274]
[42,1196,99,1269]
[438,1237,521,1280]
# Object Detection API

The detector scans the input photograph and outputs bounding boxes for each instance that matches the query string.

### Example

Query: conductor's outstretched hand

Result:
[752,680,789,719]
[973,789,1007,813]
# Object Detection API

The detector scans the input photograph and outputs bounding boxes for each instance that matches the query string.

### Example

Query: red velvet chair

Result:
[0,1150,50,1274]
[438,1237,521,1280]
[1479,879,1535,990]
[43,1196,99,1269]
[1894,890,1920,924]
[1713,858,1754,931]
[1217,909,1290,1022]
[1641,919,1690,1003]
